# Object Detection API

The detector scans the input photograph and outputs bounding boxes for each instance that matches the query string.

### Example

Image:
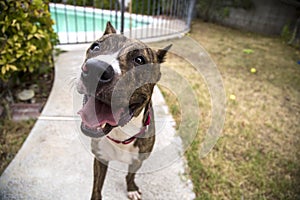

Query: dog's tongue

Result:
[78,97,122,128]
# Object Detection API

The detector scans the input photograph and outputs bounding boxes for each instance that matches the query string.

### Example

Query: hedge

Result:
[0,0,58,82]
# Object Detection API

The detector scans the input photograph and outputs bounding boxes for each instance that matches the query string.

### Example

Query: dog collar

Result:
[106,107,151,145]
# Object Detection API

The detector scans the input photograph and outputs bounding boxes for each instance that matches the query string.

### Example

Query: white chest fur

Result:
[91,109,145,164]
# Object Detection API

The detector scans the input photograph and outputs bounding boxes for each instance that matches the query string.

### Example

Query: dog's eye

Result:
[134,56,146,65]
[90,43,100,51]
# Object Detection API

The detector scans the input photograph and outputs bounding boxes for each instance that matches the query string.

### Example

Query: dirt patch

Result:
[0,67,54,175]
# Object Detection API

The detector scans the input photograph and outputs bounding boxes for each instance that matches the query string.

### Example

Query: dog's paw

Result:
[127,190,142,200]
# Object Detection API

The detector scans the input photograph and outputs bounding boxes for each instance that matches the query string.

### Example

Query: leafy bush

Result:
[281,24,293,42]
[131,0,152,15]
[131,0,168,15]
[0,0,58,82]
[196,0,253,21]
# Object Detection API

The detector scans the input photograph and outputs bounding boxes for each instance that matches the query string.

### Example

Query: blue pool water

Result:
[49,4,148,33]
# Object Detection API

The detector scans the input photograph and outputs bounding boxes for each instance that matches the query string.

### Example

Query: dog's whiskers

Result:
[64,73,78,93]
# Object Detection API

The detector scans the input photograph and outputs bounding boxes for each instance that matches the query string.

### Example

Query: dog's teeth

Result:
[101,123,106,128]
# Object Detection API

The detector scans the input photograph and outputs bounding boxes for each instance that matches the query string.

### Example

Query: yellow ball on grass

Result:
[229,94,236,100]
[250,68,257,73]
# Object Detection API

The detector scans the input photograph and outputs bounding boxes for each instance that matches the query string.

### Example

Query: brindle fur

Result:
[91,158,108,200]
[79,22,170,200]
[91,105,155,200]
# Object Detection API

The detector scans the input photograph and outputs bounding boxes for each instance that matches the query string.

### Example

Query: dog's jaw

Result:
[78,95,134,138]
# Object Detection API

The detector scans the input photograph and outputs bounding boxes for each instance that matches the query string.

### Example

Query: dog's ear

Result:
[104,21,116,35]
[156,44,172,63]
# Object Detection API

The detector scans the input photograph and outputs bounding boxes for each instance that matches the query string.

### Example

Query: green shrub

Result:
[131,0,167,15]
[0,0,58,82]
[196,0,253,21]
[281,24,292,42]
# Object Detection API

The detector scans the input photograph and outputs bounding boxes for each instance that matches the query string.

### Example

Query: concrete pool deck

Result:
[0,43,195,199]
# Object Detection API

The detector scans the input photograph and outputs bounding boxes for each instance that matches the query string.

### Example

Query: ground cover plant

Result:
[161,20,300,199]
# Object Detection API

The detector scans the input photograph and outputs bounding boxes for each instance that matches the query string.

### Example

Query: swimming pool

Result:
[49,3,191,44]
[49,3,150,43]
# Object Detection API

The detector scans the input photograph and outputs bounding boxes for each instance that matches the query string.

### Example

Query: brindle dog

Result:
[77,22,171,200]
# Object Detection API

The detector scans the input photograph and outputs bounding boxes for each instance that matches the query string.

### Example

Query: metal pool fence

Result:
[49,0,196,44]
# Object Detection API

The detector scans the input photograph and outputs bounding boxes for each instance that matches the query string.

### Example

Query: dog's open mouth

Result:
[78,95,132,138]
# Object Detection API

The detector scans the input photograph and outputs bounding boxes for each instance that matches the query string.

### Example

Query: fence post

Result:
[187,0,196,28]
[121,0,125,34]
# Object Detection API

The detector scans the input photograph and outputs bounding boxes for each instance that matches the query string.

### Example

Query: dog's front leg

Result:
[126,160,143,200]
[91,158,108,200]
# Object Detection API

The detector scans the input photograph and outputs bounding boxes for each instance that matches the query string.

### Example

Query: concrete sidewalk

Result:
[0,44,195,200]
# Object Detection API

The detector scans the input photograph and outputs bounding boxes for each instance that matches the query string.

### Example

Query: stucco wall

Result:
[197,0,298,35]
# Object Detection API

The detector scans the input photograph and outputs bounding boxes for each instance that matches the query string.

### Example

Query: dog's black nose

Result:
[82,59,114,83]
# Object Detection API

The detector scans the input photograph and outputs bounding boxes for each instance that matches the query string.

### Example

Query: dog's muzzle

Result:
[81,59,115,92]
[78,58,128,138]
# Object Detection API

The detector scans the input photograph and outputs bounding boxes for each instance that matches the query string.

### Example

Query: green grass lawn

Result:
[161,20,300,199]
